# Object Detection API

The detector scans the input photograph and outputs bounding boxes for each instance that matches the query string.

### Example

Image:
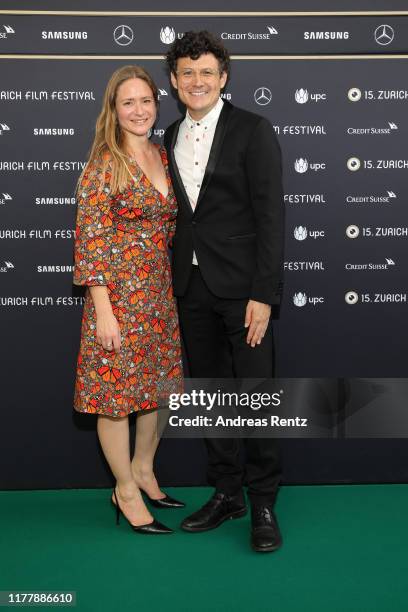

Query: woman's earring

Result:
[147,128,152,138]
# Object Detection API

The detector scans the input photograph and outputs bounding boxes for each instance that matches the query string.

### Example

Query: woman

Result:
[73,65,184,534]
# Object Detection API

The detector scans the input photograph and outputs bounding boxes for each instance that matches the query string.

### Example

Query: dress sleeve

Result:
[73,159,114,286]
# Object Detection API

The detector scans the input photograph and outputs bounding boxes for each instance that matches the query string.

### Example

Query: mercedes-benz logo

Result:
[374,24,394,46]
[113,25,134,46]
[254,87,272,106]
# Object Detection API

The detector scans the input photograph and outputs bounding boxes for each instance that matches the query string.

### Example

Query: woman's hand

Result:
[96,312,121,353]
[88,286,121,353]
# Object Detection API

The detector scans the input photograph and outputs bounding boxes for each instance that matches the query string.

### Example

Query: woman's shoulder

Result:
[84,150,113,179]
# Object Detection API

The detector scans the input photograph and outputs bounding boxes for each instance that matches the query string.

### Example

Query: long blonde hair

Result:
[78,65,159,194]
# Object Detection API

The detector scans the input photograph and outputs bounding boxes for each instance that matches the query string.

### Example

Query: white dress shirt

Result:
[174,97,224,265]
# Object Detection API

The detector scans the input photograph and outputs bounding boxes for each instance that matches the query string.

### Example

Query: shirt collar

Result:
[185,97,224,130]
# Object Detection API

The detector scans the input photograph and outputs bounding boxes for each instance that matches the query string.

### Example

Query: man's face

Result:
[170,53,227,120]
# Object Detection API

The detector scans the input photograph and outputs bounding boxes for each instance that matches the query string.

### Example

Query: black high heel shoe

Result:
[112,489,173,534]
[143,492,186,509]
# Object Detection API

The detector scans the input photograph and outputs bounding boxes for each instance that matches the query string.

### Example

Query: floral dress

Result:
[73,145,183,417]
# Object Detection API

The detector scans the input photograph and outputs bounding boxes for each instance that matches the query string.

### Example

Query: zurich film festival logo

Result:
[113,25,134,46]
[160,27,176,44]
[345,291,359,305]
[254,87,272,106]
[294,226,308,241]
[348,87,362,102]
[346,225,360,239]
[347,157,361,171]
[374,25,394,46]
[0,123,10,135]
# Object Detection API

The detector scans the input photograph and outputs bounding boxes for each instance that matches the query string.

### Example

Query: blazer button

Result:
[192,221,197,225]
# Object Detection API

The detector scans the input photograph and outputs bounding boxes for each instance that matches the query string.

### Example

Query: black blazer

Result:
[164,100,285,305]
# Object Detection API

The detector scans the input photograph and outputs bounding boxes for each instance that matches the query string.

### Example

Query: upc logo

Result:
[293,292,307,307]
[294,226,308,241]
[160,27,176,44]
[295,89,309,104]
[294,158,308,173]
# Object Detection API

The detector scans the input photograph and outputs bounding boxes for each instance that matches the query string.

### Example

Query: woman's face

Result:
[115,77,156,139]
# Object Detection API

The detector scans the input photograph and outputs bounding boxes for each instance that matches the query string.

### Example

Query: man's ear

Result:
[170,72,178,90]
[220,71,228,89]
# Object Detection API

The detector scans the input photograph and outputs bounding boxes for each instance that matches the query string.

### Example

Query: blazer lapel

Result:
[168,118,194,215]
[195,101,233,211]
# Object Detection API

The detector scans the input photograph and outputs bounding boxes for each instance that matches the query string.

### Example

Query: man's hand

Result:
[245,300,271,348]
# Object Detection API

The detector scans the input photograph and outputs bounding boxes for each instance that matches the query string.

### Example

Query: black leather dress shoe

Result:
[181,490,247,532]
[144,493,185,509]
[250,505,282,552]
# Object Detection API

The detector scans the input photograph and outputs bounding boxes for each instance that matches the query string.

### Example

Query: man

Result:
[164,31,285,552]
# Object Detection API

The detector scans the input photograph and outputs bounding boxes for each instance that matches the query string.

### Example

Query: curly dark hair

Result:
[165,30,230,76]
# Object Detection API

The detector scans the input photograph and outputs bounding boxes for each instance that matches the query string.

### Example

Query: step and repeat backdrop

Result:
[1,9,408,488]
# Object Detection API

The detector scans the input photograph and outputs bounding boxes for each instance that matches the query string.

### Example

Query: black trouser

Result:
[177,266,281,506]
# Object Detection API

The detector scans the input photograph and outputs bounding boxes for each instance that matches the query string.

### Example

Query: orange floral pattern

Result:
[73,145,183,417]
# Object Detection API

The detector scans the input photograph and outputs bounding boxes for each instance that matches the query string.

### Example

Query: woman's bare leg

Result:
[131,410,164,500]
[97,414,153,524]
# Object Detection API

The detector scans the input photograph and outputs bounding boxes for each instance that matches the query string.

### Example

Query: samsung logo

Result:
[34,128,75,136]
[304,31,349,40]
[35,197,76,205]
[41,31,88,40]
[37,265,74,273]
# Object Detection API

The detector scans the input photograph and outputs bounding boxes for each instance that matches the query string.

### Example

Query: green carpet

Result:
[1,485,407,611]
